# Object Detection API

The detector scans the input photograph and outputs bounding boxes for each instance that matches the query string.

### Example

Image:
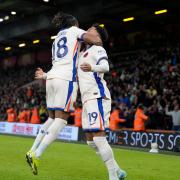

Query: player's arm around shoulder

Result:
[73,26,102,46]
[83,33,102,46]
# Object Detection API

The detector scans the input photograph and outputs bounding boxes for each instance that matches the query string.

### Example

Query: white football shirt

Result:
[47,26,85,81]
[78,45,111,104]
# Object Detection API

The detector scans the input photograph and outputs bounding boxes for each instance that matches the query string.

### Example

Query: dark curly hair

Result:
[92,23,108,43]
[52,12,79,29]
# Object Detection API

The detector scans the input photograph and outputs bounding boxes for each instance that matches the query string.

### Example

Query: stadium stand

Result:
[0,66,48,123]
[108,47,180,130]
[0,46,179,131]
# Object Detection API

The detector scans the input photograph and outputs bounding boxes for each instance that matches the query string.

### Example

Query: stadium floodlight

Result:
[154,9,168,15]
[19,43,26,47]
[4,16,9,20]
[51,35,57,40]
[99,24,104,28]
[123,17,135,22]
[11,11,16,15]
[0,18,3,22]
[33,40,40,44]
[43,0,50,2]
[5,47,11,51]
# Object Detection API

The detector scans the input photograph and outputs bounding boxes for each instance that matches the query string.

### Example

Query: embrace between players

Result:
[26,12,127,180]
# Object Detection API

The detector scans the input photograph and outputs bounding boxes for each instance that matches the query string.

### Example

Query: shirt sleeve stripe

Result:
[96,56,108,65]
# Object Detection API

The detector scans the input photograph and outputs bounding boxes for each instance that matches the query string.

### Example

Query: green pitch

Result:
[0,135,179,180]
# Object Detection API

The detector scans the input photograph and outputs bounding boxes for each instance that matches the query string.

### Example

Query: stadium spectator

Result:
[166,104,180,131]
[30,106,40,124]
[71,104,82,127]
[110,107,126,130]
[25,107,31,123]
[18,107,28,123]
[6,107,17,122]
[134,104,148,131]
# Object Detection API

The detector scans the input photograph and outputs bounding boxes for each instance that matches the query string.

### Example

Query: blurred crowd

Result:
[0,47,180,131]
[0,66,48,124]
[108,47,180,131]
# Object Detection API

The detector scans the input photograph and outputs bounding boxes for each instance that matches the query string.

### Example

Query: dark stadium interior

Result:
[1,0,180,56]
[0,0,180,131]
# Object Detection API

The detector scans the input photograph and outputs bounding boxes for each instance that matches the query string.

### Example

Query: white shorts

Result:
[82,98,111,132]
[46,78,78,112]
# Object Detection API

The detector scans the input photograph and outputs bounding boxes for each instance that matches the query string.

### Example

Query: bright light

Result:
[0,18,4,22]
[4,16,9,20]
[43,0,50,2]
[51,35,57,40]
[154,9,168,15]
[123,17,135,22]
[11,11,16,15]
[5,47,11,51]
[19,43,26,47]
[99,24,104,28]
[33,39,40,44]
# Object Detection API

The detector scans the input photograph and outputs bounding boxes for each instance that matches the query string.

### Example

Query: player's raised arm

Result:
[74,26,102,46]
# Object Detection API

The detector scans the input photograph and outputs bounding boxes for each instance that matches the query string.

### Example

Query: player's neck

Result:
[84,45,92,51]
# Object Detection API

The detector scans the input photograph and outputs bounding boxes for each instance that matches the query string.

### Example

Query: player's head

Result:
[52,12,79,29]
[88,23,108,43]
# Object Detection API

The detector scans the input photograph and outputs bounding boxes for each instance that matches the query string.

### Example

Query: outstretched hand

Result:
[35,68,44,79]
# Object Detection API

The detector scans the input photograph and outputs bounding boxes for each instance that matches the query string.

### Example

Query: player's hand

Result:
[80,63,92,72]
[35,68,44,79]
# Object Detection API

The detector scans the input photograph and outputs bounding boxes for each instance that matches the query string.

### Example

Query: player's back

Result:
[47,26,84,81]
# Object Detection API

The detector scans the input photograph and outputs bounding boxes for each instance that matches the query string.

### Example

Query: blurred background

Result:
[0,0,180,134]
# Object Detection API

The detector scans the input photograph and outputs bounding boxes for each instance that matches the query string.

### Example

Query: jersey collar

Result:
[83,45,92,52]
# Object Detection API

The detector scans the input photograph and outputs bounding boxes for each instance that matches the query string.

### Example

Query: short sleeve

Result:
[94,47,108,65]
[72,26,86,41]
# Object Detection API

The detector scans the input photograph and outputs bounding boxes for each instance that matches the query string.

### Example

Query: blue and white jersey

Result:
[78,45,111,104]
[47,26,85,81]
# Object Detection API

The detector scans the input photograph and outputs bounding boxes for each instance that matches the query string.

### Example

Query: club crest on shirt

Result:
[83,52,88,57]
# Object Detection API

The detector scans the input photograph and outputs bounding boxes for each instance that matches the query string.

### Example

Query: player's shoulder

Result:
[69,26,77,30]
[69,26,84,32]
[91,45,107,55]
[91,45,106,51]
[62,26,76,34]
[57,26,78,35]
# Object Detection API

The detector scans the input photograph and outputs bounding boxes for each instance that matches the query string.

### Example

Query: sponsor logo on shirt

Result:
[98,50,105,55]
